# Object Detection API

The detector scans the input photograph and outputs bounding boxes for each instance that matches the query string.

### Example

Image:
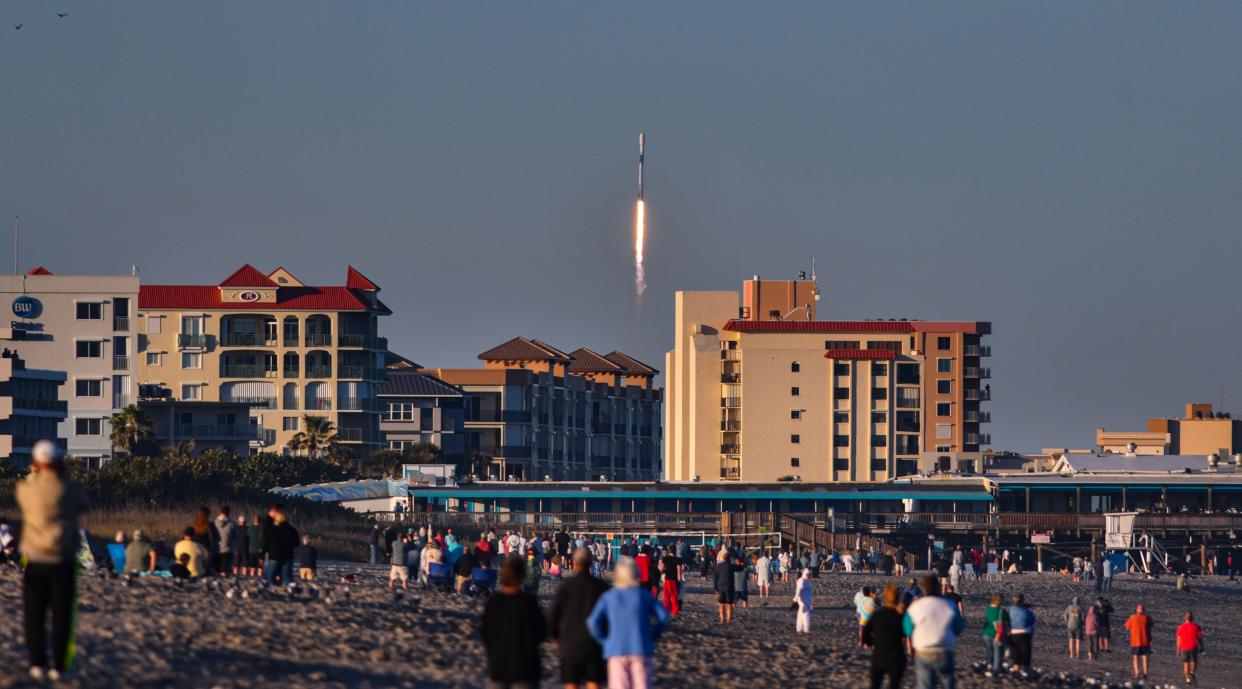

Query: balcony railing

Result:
[720,443,740,454]
[113,355,130,371]
[304,334,332,347]
[719,465,741,480]
[964,411,991,423]
[720,420,742,431]
[964,389,991,401]
[166,423,258,440]
[221,364,277,378]
[964,367,991,379]
[338,396,381,412]
[337,334,388,350]
[306,398,333,411]
[964,433,991,445]
[721,397,741,408]
[720,349,740,361]
[12,398,68,413]
[305,365,332,378]
[964,345,991,357]
[112,317,129,332]
[221,396,276,409]
[112,394,129,409]
[338,365,385,380]
[338,428,381,443]
[220,333,278,347]
[178,334,208,349]
[720,373,741,383]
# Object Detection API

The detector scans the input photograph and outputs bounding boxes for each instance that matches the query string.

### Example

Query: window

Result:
[75,341,102,358]
[895,363,920,385]
[895,388,920,409]
[871,411,887,423]
[420,407,434,429]
[790,457,800,467]
[871,458,888,471]
[833,434,850,447]
[145,352,164,366]
[182,352,202,369]
[768,309,781,318]
[790,361,800,373]
[936,423,953,440]
[790,434,800,444]
[936,445,952,452]
[833,387,849,400]
[833,457,850,471]
[75,379,103,397]
[936,402,952,417]
[181,384,203,400]
[872,363,888,376]
[938,336,952,350]
[834,363,849,376]
[872,388,888,400]
[937,358,952,373]
[790,409,802,420]
[282,416,299,431]
[75,302,103,320]
[825,340,860,350]
[181,316,205,334]
[937,379,951,395]
[385,402,415,421]
[872,435,887,447]
[75,418,102,435]
[867,341,902,353]
[790,386,800,397]
[833,411,849,423]
[895,411,920,432]
[146,316,163,334]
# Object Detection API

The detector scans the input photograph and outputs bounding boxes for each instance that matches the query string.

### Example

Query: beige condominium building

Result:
[0,267,140,465]
[666,276,992,482]
[1097,402,1242,457]
[137,264,390,457]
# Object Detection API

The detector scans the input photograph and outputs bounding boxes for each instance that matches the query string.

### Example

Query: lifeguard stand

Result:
[1103,512,1168,575]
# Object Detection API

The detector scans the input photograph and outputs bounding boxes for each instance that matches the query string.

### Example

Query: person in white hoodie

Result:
[903,575,965,689]
[793,568,813,633]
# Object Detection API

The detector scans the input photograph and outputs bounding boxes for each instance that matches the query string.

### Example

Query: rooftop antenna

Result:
[811,257,821,301]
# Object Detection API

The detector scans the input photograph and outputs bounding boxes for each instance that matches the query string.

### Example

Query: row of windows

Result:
[789,457,893,471]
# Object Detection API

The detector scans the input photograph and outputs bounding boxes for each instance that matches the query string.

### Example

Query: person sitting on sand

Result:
[169,553,192,579]
[106,531,127,574]
[174,527,209,578]
[124,530,156,574]
[296,535,318,580]
[480,556,547,689]
[587,558,669,689]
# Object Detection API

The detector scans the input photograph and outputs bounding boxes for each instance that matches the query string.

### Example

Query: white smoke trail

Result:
[634,199,646,301]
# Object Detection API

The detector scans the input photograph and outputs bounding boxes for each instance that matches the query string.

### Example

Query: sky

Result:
[3,2,1241,453]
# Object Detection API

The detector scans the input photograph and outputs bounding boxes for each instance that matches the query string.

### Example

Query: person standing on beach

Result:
[754,552,771,599]
[862,584,906,689]
[549,549,610,689]
[1125,604,1153,680]
[368,524,382,565]
[587,558,669,689]
[793,568,813,633]
[982,594,1008,673]
[659,549,681,616]
[856,586,877,645]
[1007,594,1036,671]
[261,507,299,586]
[1176,611,1204,685]
[17,440,89,681]
[713,549,737,624]
[731,554,749,610]
[481,556,548,689]
[778,549,792,583]
[1084,600,1100,660]
[212,506,235,577]
[902,575,963,689]
[1064,596,1084,659]
[389,533,410,590]
[1096,596,1113,653]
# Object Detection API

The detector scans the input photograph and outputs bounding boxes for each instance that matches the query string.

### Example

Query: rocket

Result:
[638,132,645,200]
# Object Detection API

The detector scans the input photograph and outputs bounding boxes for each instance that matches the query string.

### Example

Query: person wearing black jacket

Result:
[713,552,739,624]
[481,556,547,688]
[261,507,299,586]
[548,549,610,689]
[862,583,907,689]
[455,547,480,593]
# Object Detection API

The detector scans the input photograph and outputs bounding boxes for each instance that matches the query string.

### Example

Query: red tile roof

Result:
[824,348,898,360]
[723,319,988,334]
[478,337,572,362]
[139,285,385,312]
[604,351,659,376]
[218,264,278,287]
[25,266,53,276]
[346,266,379,291]
[568,348,624,374]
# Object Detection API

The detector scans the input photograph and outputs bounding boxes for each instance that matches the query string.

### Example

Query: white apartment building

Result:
[0,267,141,465]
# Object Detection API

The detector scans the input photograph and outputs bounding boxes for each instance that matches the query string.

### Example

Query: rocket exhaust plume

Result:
[635,132,646,302]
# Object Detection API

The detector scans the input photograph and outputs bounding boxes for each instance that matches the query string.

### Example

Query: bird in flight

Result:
[57,13,68,18]
[13,24,21,30]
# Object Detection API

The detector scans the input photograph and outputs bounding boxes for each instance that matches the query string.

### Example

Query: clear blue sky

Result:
[3,2,1241,452]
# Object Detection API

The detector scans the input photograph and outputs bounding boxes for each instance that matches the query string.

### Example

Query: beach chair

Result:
[427,562,453,592]
[468,567,497,596]
[964,563,977,581]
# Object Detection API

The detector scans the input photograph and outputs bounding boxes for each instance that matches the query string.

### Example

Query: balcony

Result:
[305,365,332,379]
[112,317,129,332]
[221,396,276,409]
[113,355,130,371]
[337,334,388,350]
[720,443,740,454]
[964,411,991,423]
[306,398,333,411]
[719,349,740,361]
[964,367,991,379]
[167,423,258,440]
[719,464,741,480]
[965,433,992,445]
[964,388,991,401]
[337,365,385,381]
[304,334,333,347]
[721,397,741,408]
[112,394,129,409]
[221,333,277,347]
[720,420,742,431]
[720,372,741,383]
[12,398,68,413]
[338,396,382,412]
[964,345,991,357]
[476,445,534,459]
[178,334,208,350]
[221,364,276,378]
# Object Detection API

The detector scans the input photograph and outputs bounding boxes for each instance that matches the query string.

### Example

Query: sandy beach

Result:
[0,563,1235,689]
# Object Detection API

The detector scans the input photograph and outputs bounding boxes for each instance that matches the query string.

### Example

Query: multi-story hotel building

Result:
[0,268,140,464]
[137,265,390,457]
[422,337,661,481]
[0,354,68,464]
[377,365,467,455]
[666,276,991,482]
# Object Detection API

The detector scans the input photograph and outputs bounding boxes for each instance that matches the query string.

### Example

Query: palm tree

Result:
[286,415,340,460]
[164,439,196,461]
[109,404,154,456]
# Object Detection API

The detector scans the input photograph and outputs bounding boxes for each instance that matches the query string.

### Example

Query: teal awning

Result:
[410,488,991,501]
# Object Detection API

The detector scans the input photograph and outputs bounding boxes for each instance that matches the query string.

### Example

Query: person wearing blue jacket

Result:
[587,557,670,689]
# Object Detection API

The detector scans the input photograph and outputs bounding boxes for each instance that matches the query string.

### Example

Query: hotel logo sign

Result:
[12,296,42,320]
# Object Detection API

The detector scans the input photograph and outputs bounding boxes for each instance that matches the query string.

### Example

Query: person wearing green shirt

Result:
[982,594,1009,673]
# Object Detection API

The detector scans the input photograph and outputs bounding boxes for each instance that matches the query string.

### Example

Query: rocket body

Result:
[638,132,645,199]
